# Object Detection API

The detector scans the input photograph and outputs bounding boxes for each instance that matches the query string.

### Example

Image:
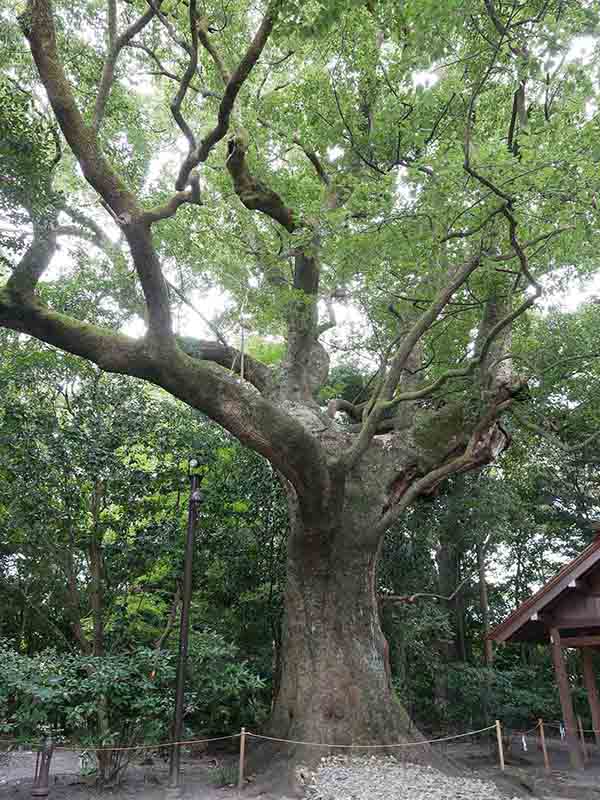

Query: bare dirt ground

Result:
[0,749,276,800]
[446,734,600,799]
[2,737,599,799]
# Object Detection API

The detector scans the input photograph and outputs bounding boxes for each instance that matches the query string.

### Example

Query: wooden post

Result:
[238,727,246,791]
[581,647,600,750]
[578,715,588,762]
[539,719,550,772]
[495,720,505,771]
[549,627,584,769]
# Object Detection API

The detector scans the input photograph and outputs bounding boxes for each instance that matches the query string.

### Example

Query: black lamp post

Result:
[31,737,53,798]
[169,457,203,789]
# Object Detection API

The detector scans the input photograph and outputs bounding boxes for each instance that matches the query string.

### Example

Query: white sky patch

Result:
[144,139,189,191]
[395,166,412,203]
[412,70,439,90]
[122,69,157,98]
[121,285,231,341]
[121,316,147,338]
[547,271,600,311]
[567,34,596,63]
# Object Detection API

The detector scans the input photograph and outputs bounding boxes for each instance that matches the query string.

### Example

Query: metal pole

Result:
[169,465,201,788]
[31,737,53,798]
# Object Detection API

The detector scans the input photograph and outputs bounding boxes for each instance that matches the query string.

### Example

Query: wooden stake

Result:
[539,719,550,772]
[238,727,246,790]
[495,720,505,771]
[578,715,588,762]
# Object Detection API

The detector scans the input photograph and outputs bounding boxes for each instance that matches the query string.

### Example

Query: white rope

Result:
[0,734,240,753]
[245,725,496,749]
[0,725,499,753]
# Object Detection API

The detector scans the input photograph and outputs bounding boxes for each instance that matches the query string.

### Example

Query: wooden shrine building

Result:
[489,534,600,770]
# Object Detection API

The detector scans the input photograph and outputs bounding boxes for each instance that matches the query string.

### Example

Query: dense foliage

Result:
[2,330,600,758]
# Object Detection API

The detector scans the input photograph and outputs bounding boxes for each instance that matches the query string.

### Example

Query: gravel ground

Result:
[303,756,522,800]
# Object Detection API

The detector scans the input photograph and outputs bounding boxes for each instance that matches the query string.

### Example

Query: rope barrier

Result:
[550,725,600,734]
[544,722,583,732]
[0,726,497,753]
[245,724,496,749]
[538,721,600,738]
[0,734,240,753]
[506,721,540,737]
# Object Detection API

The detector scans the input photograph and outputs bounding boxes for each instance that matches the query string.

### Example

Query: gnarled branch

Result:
[175,0,282,191]
[226,134,295,231]
[24,0,174,339]
[177,336,272,393]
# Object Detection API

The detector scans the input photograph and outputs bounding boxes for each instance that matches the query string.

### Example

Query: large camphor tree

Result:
[2,0,600,748]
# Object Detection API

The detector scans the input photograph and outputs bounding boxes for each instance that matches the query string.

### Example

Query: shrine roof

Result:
[489,533,600,644]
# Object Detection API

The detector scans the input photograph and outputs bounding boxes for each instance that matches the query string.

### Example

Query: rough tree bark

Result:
[271,480,408,746]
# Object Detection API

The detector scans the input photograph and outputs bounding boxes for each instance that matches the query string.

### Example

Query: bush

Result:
[445,664,562,730]
[0,630,266,748]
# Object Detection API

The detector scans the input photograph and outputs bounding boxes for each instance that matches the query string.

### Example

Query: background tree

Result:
[0,338,272,780]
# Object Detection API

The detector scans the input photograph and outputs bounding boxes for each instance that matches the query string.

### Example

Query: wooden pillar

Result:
[581,647,600,749]
[550,627,584,770]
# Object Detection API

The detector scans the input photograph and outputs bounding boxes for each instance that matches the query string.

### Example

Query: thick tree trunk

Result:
[270,506,413,751]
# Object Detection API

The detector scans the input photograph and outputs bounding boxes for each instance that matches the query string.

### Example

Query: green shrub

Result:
[0,630,266,748]
[445,664,562,730]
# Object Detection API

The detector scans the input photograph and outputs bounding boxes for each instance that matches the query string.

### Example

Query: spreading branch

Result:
[0,272,330,524]
[373,398,512,536]
[362,225,541,430]
[380,563,484,606]
[441,204,504,243]
[486,227,572,262]
[21,0,137,219]
[510,409,600,455]
[141,173,202,224]
[93,0,158,132]
[169,0,199,150]
[341,251,483,469]
[23,0,175,339]
[258,117,330,186]
[127,42,221,98]
[197,20,231,85]
[175,0,282,191]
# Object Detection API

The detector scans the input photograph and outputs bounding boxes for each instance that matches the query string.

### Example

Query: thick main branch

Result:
[23,0,173,339]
